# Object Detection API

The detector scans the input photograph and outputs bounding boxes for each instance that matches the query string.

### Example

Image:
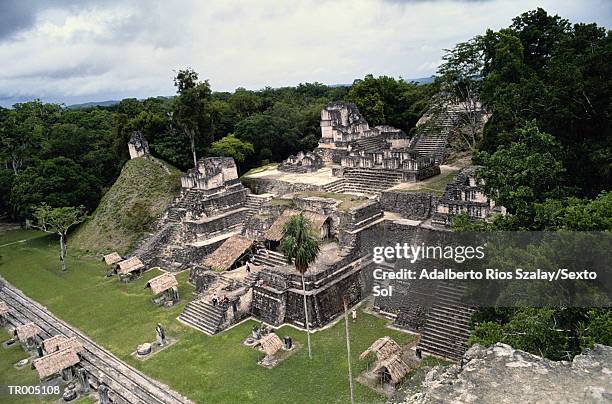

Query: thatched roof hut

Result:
[360,336,403,361]
[116,257,145,276]
[203,235,254,271]
[56,337,84,354]
[145,272,178,295]
[32,348,80,379]
[103,252,123,266]
[15,322,42,341]
[265,209,329,242]
[259,333,284,356]
[0,300,9,315]
[42,335,67,353]
[371,354,410,384]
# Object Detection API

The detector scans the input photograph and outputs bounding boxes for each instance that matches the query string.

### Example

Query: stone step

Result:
[417,339,465,361]
[253,255,286,267]
[421,319,471,340]
[182,302,225,320]
[428,307,472,327]
[178,315,218,334]
[178,299,226,335]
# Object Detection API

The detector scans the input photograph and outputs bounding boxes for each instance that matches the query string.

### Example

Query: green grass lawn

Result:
[0,230,416,403]
[399,169,460,196]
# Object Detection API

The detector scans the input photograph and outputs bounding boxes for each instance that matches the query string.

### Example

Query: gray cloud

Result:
[0,0,610,107]
[0,0,123,41]
[0,1,37,40]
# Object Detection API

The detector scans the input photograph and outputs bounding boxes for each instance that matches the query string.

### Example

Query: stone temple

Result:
[126,100,499,362]
[128,131,150,159]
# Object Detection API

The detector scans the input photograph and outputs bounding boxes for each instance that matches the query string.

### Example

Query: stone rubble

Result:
[403,343,612,404]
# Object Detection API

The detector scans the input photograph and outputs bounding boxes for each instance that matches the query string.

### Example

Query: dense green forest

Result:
[440,8,611,360]
[0,74,432,220]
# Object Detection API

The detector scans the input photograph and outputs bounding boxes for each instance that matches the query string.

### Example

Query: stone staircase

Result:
[252,249,287,267]
[176,189,200,209]
[178,299,226,335]
[349,136,387,152]
[344,168,402,194]
[417,282,474,361]
[322,178,348,193]
[322,169,401,195]
[244,272,260,286]
[410,110,461,163]
[244,194,269,218]
[132,222,179,265]
[167,208,185,222]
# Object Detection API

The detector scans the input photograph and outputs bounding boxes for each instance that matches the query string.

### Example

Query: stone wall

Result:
[380,191,437,220]
[242,177,324,195]
[183,208,249,241]
[251,288,287,326]
[181,157,238,190]
[188,187,248,217]
[397,165,441,183]
[340,200,383,231]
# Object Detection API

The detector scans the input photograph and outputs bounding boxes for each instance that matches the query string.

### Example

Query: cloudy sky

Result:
[0,0,610,106]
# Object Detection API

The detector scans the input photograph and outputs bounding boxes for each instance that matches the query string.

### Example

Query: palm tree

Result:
[281,213,320,359]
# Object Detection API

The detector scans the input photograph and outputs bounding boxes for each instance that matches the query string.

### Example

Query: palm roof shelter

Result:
[114,256,146,281]
[203,234,254,271]
[33,347,81,381]
[360,336,410,386]
[264,209,331,248]
[145,272,179,305]
[15,322,43,350]
[42,335,84,355]
[0,300,9,326]
[102,252,123,266]
[258,333,284,358]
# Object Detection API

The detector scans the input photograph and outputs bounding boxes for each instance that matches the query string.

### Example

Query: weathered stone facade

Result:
[181,157,239,190]
[278,151,324,173]
[127,131,150,159]
[132,157,252,270]
[432,167,504,226]
[380,191,437,220]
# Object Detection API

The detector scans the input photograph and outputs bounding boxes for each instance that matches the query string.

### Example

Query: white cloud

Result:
[0,0,610,105]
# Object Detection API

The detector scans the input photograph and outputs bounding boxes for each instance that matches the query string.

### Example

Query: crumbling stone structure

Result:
[127,131,150,159]
[278,151,324,173]
[432,167,504,226]
[133,157,252,270]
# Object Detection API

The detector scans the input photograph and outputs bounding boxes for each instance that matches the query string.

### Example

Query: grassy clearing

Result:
[268,198,295,207]
[0,230,416,403]
[241,163,278,177]
[398,169,460,196]
[72,157,181,256]
[293,191,369,211]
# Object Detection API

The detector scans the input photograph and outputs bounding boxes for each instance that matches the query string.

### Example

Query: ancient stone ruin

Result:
[278,151,323,173]
[122,98,502,365]
[128,131,150,159]
[432,167,505,226]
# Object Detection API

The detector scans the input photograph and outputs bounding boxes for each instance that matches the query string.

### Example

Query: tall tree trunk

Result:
[190,132,197,167]
[343,298,355,404]
[301,272,312,359]
[11,155,19,176]
[59,233,67,271]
